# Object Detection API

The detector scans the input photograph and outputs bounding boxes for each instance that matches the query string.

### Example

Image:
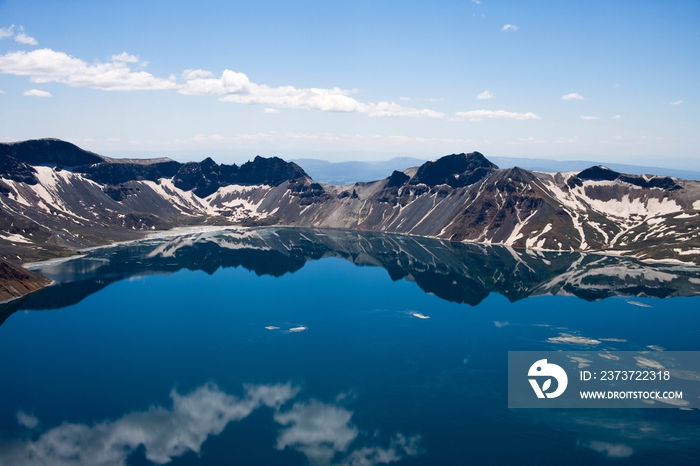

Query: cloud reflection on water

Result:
[1,383,420,466]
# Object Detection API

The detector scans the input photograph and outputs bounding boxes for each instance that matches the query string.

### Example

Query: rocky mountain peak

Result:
[236,156,308,186]
[0,138,105,167]
[410,152,498,188]
[577,165,681,191]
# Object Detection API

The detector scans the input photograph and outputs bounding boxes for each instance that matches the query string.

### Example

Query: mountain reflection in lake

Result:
[0,227,698,465]
[9,226,700,317]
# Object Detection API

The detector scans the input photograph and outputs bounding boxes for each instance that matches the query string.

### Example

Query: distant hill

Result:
[292,156,700,184]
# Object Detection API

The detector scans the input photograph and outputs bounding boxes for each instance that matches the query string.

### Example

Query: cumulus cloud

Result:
[0,383,421,466]
[668,100,682,105]
[275,400,358,464]
[17,411,38,429]
[14,27,38,45]
[0,46,540,121]
[111,52,139,63]
[476,90,494,100]
[562,93,584,100]
[0,25,37,45]
[0,383,299,466]
[181,68,215,80]
[501,24,518,32]
[179,69,537,120]
[585,440,634,458]
[612,114,622,119]
[398,96,410,101]
[580,115,599,120]
[275,400,420,466]
[0,25,13,39]
[263,107,280,114]
[0,48,178,91]
[23,89,51,97]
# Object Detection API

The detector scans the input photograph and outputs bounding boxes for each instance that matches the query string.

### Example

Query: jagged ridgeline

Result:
[2,228,698,328]
[1,138,699,267]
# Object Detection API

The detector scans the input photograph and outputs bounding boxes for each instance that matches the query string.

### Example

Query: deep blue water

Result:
[0,229,699,465]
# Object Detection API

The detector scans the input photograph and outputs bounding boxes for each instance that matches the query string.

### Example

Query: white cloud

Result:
[0,383,299,466]
[263,107,280,114]
[0,25,14,39]
[472,0,481,4]
[454,110,540,121]
[0,89,5,94]
[0,47,540,121]
[111,52,139,63]
[0,48,178,91]
[476,90,494,100]
[23,89,51,97]
[17,411,38,429]
[399,96,410,101]
[585,440,634,458]
[275,400,358,464]
[0,383,421,466]
[14,27,37,45]
[612,114,622,119]
[275,399,420,466]
[501,24,518,32]
[562,93,584,100]
[181,68,214,80]
[668,100,682,105]
[0,25,38,45]
[180,69,539,120]
[580,115,599,120]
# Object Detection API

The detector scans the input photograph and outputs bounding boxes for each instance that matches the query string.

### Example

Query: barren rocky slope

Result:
[1,138,699,266]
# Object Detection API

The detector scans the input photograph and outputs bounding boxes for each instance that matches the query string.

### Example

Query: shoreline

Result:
[19,224,700,270]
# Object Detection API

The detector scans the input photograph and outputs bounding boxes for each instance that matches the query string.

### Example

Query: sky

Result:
[0,0,698,168]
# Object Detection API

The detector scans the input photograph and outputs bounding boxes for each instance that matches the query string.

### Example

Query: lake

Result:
[0,227,699,465]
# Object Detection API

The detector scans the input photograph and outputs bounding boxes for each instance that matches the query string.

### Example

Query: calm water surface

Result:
[0,228,699,465]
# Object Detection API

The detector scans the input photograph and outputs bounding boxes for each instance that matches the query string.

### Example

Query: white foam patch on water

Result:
[626,300,652,308]
[547,333,600,345]
[634,356,665,370]
[568,356,592,368]
[411,313,430,320]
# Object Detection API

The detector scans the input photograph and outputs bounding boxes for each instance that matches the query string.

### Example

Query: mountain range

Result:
[1,138,699,278]
[292,156,700,184]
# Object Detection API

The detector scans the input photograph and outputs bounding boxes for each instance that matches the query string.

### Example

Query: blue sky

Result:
[0,0,697,168]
